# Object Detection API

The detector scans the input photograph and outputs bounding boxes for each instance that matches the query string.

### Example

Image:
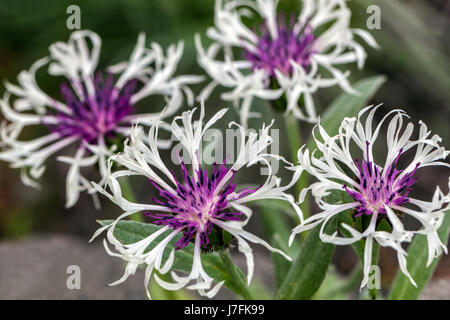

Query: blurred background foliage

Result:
[0,0,449,297]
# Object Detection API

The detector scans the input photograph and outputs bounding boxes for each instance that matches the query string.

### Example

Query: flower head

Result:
[344,142,421,217]
[291,105,450,288]
[0,30,202,208]
[148,161,257,251]
[244,14,315,77]
[90,103,301,298]
[196,0,378,126]
[48,74,137,144]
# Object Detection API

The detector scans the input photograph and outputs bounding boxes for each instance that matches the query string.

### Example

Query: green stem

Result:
[368,242,380,300]
[275,215,338,300]
[284,115,301,170]
[284,114,310,221]
[119,176,143,222]
[219,251,254,300]
[284,115,309,218]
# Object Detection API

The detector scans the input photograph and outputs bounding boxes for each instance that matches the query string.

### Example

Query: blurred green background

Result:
[0,0,448,299]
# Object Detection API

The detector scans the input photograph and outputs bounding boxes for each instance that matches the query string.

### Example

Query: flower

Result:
[0,30,202,208]
[196,0,378,127]
[90,103,301,298]
[290,105,450,288]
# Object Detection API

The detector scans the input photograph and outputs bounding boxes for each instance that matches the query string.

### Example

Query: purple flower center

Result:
[244,14,315,77]
[47,73,136,144]
[147,162,258,250]
[343,142,420,216]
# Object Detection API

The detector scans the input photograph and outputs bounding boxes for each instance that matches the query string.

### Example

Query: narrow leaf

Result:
[275,216,338,300]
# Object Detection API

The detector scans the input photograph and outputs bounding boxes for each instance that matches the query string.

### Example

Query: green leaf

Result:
[389,212,450,300]
[218,252,253,300]
[98,220,251,298]
[308,75,387,149]
[275,216,338,300]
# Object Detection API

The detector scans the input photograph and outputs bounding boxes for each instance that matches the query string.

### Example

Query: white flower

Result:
[290,105,450,288]
[0,30,202,208]
[196,0,378,127]
[90,103,302,298]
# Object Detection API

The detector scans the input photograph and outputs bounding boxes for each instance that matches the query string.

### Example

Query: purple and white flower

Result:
[0,30,202,208]
[196,0,378,127]
[90,104,301,298]
[290,105,450,288]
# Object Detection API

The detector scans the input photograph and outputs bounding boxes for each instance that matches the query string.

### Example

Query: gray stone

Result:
[0,234,275,300]
[0,235,145,299]
[419,278,450,300]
